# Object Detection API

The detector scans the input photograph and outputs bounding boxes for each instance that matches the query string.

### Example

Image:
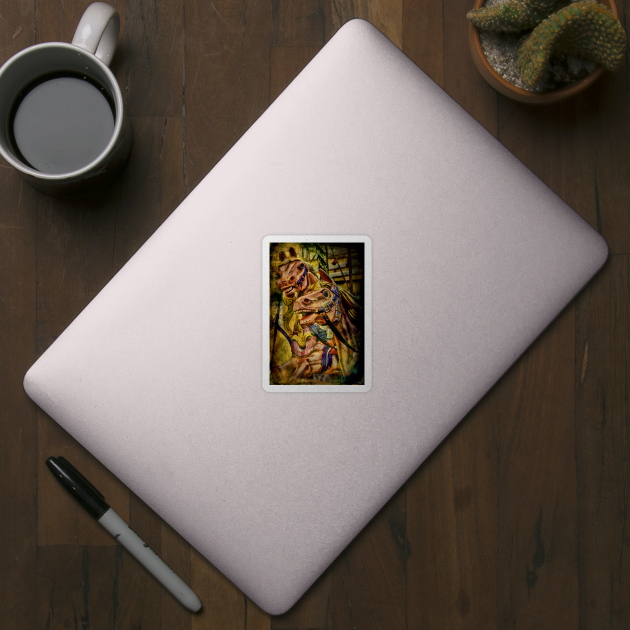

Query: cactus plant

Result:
[516,1,627,85]
[467,0,568,33]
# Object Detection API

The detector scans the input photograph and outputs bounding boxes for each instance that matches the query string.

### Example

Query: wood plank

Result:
[271,573,332,629]
[126,0,184,117]
[159,117,187,220]
[402,0,444,88]
[583,72,630,254]
[576,0,629,253]
[247,599,272,630]
[0,5,39,629]
[184,0,272,192]
[331,0,403,48]
[36,545,118,630]
[0,136,38,630]
[443,0,497,131]
[190,549,247,630]
[331,486,407,630]
[407,392,499,629]
[270,47,321,103]
[34,187,120,354]
[576,256,630,629]
[0,0,36,56]
[496,97,598,224]
[497,305,578,628]
[271,0,331,46]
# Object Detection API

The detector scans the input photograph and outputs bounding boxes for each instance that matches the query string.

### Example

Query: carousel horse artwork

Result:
[272,331,339,383]
[271,247,326,382]
[270,272,362,385]
[269,244,364,385]
[292,270,363,383]
[275,247,319,299]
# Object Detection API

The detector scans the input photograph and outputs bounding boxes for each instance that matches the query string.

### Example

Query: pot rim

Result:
[468,0,618,103]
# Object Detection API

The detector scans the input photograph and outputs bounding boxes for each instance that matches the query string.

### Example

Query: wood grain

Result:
[0,5,39,629]
[576,256,630,629]
[332,0,403,48]
[443,0,498,131]
[35,0,124,46]
[331,486,408,630]
[0,156,38,630]
[496,96,598,225]
[403,0,444,87]
[125,0,184,117]
[271,0,332,46]
[407,393,499,629]
[583,72,630,254]
[497,305,579,629]
[184,0,271,191]
[36,545,119,630]
[0,1,35,55]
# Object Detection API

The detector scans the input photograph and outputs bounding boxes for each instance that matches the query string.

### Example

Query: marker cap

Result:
[46,456,110,519]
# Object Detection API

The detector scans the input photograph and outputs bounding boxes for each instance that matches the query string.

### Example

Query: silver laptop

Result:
[24,19,607,614]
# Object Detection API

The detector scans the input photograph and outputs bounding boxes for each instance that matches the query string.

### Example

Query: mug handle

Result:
[71,2,120,67]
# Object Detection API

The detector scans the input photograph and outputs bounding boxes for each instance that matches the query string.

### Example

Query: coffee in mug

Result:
[0,2,131,197]
[11,72,116,174]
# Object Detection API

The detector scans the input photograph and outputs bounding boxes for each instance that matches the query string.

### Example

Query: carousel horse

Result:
[292,270,362,382]
[271,270,361,384]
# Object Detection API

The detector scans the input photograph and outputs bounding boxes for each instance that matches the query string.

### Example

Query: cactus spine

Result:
[516,1,627,85]
[467,0,568,33]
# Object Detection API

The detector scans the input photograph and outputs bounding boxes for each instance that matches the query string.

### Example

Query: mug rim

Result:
[0,41,125,181]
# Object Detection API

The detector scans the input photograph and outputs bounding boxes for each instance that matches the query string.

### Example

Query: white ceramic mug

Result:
[0,2,131,197]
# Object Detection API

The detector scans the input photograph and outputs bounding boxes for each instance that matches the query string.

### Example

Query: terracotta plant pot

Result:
[468,0,619,103]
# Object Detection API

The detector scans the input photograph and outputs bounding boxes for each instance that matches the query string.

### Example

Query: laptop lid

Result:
[24,19,607,614]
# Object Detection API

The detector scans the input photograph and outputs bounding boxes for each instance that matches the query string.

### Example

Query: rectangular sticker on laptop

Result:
[262,236,372,392]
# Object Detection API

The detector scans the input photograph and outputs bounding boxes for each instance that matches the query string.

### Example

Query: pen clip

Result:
[54,456,106,501]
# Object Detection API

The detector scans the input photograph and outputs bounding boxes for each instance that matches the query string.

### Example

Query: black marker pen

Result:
[46,456,202,612]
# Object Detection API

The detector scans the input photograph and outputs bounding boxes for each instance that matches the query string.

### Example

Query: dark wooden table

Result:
[1,0,629,628]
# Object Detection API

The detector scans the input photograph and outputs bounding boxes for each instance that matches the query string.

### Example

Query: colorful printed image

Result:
[269,242,365,386]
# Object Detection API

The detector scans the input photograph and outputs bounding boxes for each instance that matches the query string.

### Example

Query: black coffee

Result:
[10,73,115,174]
